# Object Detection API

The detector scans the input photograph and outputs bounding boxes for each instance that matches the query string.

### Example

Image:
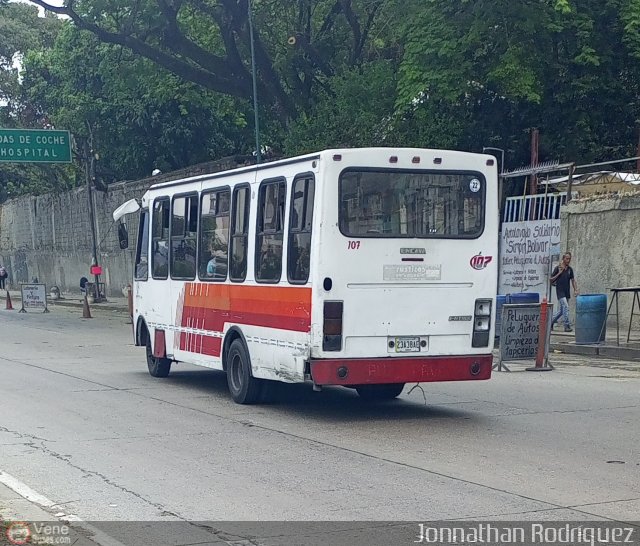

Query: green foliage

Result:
[0,3,70,199]
[395,0,640,167]
[284,61,398,153]
[22,24,254,182]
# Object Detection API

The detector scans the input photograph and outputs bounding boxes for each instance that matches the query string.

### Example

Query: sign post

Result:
[526,298,554,371]
[0,129,72,164]
[19,284,49,313]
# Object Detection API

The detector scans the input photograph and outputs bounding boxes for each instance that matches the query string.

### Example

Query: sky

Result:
[13,0,64,17]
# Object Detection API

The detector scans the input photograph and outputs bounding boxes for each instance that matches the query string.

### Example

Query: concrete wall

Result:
[0,156,251,296]
[560,193,640,329]
[0,181,145,296]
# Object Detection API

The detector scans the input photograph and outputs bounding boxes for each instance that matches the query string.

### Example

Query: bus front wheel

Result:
[146,336,171,378]
[226,339,262,404]
[355,383,405,401]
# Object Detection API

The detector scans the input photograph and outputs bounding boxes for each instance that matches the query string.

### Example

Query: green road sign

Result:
[0,128,72,163]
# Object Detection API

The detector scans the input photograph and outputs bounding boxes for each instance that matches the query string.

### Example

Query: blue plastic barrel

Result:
[508,292,540,305]
[575,294,607,344]
[495,295,507,338]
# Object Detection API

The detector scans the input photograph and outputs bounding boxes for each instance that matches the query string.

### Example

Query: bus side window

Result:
[230,185,250,282]
[151,198,170,279]
[288,175,314,283]
[256,179,286,283]
[135,209,149,281]
[171,194,197,280]
[199,189,230,281]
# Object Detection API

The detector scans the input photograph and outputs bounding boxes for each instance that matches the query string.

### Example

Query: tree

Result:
[23,24,254,181]
[396,0,640,167]
[26,0,393,124]
[0,2,61,126]
[283,60,399,154]
[0,2,72,199]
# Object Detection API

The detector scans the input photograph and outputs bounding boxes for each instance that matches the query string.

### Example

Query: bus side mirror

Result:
[118,221,129,249]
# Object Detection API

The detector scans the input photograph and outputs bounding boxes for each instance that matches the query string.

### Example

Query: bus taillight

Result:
[323,301,343,351]
[472,299,492,348]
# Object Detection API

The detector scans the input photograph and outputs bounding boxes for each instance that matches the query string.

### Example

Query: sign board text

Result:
[20,284,49,313]
[498,219,561,295]
[0,129,72,163]
[500,304,544,361]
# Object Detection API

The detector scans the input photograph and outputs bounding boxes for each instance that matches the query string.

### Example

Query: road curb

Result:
[1,293,129,314]
[551,341,640,362]
[49,299,129,314]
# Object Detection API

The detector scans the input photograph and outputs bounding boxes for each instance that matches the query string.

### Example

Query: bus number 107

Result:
[348,240,361,250]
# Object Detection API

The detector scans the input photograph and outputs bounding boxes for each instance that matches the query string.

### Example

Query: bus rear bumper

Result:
[310,355,492,386]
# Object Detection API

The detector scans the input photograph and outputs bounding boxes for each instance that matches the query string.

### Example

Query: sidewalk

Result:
[0,288,129,314]
[550,328,640,361]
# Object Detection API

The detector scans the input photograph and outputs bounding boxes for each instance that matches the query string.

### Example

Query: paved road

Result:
[0,306,638,532]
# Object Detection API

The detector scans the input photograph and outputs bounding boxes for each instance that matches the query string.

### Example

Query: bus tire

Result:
[355,383,405,401]
[146,336,171,378]
[226,339,262,404]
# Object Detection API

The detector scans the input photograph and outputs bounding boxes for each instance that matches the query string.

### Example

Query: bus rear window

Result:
[339,170,485,238]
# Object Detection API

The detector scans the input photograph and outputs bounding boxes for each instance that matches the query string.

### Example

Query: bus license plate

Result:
[394,336,421,353]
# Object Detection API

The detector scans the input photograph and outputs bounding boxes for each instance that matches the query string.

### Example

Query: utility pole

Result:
[636,124,640,173]
[529,128,539,195]
[248,0,261,164]
[84,128,101,302]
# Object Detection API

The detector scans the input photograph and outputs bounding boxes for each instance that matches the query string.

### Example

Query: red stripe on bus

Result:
[180,304,311,334]
[175,284,312,356]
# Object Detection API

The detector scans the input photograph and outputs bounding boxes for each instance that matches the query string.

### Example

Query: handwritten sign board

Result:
[19,283,49,313]
[498,219,561,295]
[498,303,552,368]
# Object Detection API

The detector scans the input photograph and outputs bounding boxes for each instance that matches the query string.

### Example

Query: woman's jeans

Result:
[552,297,571,328]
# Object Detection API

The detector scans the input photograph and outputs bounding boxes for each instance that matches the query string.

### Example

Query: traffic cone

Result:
[5,290,14,310]
[82,295,92,319]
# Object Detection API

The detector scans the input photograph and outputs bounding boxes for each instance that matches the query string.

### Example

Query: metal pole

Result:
[248,0,261,164]
[530,128,539,197]
[84,137,101,302]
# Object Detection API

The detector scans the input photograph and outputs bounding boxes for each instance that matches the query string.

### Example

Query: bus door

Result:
[148,197,175,352]
[168,194,199,360]
[133,206,151,335]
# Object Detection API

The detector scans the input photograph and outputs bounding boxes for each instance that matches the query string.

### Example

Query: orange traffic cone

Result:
[6,290,14,311]
[82,295,92,319]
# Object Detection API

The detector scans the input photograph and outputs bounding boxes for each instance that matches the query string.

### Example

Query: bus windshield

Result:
[339,169,485,238]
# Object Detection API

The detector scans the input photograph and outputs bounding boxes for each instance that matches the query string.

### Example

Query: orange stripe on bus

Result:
[183,283,311,316]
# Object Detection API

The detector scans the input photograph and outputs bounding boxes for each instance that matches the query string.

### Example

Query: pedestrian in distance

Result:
[80,276,89,296]
[550,252,579,332]
[0,265,7,290]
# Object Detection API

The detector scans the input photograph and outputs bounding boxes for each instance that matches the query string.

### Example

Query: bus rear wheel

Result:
[146,336,171,378]
[226,339,262,404]
[355,383,405,400]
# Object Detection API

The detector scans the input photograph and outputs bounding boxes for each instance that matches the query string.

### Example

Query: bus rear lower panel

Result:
[309,355,492,386]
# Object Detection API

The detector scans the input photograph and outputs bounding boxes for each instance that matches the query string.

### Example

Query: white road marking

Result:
[0,470,56,508]
[0,470,128,546]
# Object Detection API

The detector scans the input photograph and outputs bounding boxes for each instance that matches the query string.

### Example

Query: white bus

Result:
[113,147,498,404]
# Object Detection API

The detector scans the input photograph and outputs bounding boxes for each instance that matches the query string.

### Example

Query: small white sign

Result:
[469,178,481,192]
[20,283,49,313]
[383,264,442,281]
